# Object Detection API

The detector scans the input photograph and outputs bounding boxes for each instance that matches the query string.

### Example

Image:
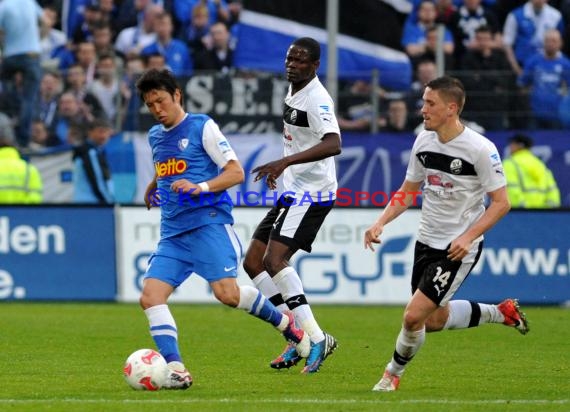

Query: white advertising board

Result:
[116,206,420,304]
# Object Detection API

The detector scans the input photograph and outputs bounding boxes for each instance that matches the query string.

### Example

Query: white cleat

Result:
[372,369,400,392]
[163,361,193,389]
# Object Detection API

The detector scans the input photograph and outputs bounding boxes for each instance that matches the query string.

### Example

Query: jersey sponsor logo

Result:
[178,138,189,151]
[450,159,463,174]
[283,126,293,141]
[427,174,453,188]
[154,158,187,177]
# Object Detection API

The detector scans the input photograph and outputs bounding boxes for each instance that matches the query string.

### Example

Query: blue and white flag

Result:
[234,2,412,90]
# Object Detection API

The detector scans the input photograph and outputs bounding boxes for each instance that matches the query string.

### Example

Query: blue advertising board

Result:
[0,207,116,301]
[455,211,570,304]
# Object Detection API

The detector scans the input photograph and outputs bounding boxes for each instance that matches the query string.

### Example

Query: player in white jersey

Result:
[243,37,341,374]
[364,76,529,392]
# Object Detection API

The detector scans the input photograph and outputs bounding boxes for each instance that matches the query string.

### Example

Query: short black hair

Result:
[135,69,180,102]
[509,134,533,148]
[292,37,320,62]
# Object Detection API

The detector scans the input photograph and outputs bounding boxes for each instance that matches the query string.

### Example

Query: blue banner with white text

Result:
[0,207,116,301]
[455,211,570,304]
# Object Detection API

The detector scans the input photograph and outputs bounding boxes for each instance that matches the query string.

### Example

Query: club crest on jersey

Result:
[178,138,189,151]
[450,159,463,174]
[290,109,297,124]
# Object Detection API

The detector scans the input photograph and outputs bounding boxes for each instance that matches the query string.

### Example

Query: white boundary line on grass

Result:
[0,399,569,405]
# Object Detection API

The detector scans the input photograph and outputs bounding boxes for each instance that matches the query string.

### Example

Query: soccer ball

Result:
[123,349,169,391]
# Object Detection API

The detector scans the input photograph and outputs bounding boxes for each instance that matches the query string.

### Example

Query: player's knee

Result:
[214,288,239,307]
[139,292,154,310]
[243,254,262,277]
[403,309,424,330]
[261,254,281,275]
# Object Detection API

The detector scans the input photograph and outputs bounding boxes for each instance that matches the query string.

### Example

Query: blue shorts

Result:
[145,223,242,287]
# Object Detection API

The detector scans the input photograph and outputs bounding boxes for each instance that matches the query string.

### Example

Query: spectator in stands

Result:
[448,0,502,61]
[65,63,107,121]
[90,53,125,123]
[503,0,565,76]
[29,118,55,150]
[141,12,193,76]
[402,0,455,67]
[460,25,513,130]
[92,22,119,59]
[75,41,99,87]
[114,2,162,58]
[518,29,570,129]
[182,2,211,55]
[144,52,169,70]
[36,71,63,133]
[0,0,46,148]
[380,99,415,132]
[174,0,229,37]
[72,118,115,204]
[112,0,150,38]
[51,91,92,146]
[337,80,379,132]
[408,60,438,122]
[98,0,117,25]
[39,4,68,71]
[72,0,104,43]
[120,55,146,130]
[0,133,43,203]
[415,26,456,69]
[194,22,234,73]
[503,133,561,207]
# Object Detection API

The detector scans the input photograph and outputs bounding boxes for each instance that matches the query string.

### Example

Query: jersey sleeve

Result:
[405,134,426,183]
[476,141,506,193]
[307,94,341,139]
[201,118,238,168]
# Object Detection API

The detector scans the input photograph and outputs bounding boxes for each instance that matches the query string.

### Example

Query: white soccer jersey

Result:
[406,126,506,249]
[282,76,341,199]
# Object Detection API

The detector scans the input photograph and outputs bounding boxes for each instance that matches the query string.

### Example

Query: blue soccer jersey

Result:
[149,113,238,239]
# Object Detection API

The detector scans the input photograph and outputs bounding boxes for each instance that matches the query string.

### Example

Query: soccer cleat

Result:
[162,361,193,389]
[301,332,338,374]
[281,312,311,358]
[497,298,529,335]
[270,342,303,369]
[372,369,401,392]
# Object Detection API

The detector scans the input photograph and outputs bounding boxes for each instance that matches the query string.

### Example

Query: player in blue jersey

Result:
[135,69,310,389]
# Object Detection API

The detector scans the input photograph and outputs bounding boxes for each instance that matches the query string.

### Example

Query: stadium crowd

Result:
[0,0,566,206]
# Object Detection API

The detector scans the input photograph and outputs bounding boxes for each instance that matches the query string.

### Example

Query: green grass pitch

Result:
[0,303,568,412]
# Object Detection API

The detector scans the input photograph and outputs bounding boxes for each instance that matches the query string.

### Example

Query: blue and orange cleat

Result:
[301,332,337,374]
